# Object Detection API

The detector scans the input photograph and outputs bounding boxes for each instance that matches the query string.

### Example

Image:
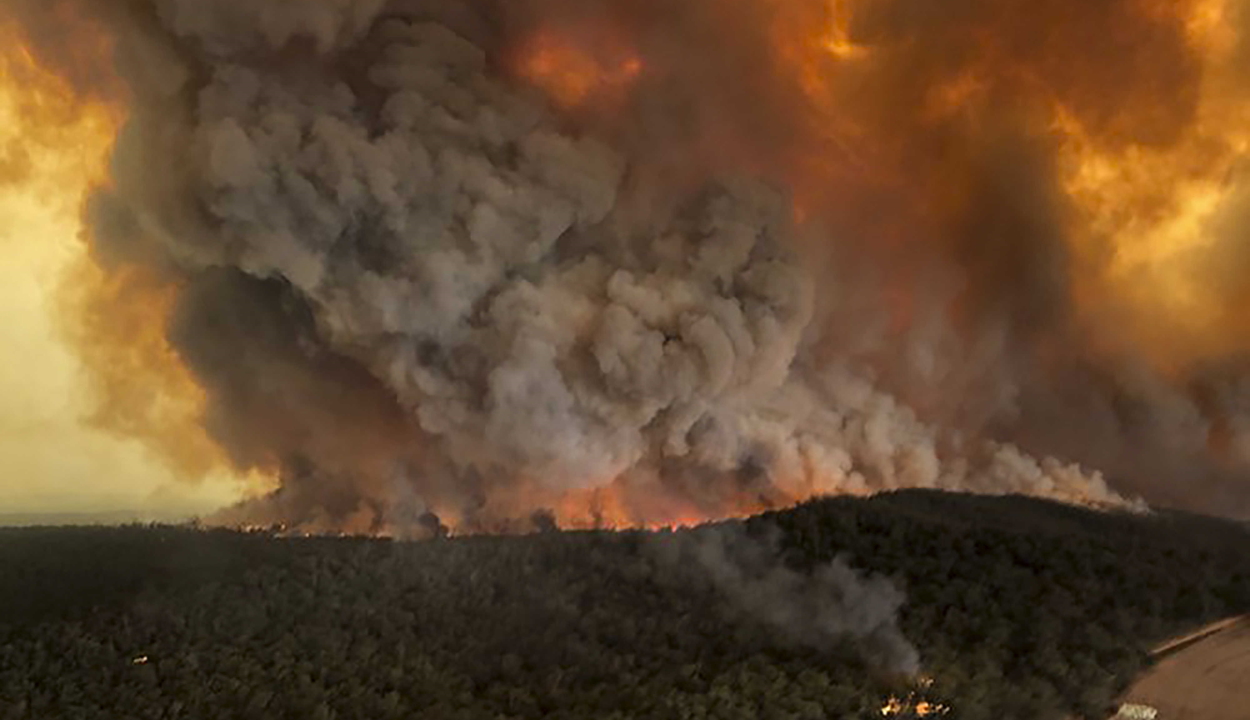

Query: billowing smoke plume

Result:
[652,522,920,675]
[9,0,1250,530]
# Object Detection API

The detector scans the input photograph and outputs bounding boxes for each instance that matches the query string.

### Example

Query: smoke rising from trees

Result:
[652,522,921,675]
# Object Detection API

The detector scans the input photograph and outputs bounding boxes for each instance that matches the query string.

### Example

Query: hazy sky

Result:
[0,186,247,518]
[0,63,249,519]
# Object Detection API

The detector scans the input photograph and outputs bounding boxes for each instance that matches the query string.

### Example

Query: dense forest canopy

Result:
[0,490,1247,720]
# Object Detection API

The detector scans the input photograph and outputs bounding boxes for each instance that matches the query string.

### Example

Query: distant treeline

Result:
[0,490,1246,720]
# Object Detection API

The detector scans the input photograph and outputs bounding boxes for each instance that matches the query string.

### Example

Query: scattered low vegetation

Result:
[0,490,1246,720]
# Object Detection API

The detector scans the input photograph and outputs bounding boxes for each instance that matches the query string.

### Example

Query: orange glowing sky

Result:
[0,22,255,519]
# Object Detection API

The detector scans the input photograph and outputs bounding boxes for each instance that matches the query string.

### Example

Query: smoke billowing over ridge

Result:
[7,0,1250,532]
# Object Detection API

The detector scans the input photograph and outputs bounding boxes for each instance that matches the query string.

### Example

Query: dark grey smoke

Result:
[27,0,1250,531]
[652,522,921,675]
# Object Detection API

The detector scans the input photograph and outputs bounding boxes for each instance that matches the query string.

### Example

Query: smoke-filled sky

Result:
[0,167,244,517]
[3,0,1250,531]
[0,26,249,518]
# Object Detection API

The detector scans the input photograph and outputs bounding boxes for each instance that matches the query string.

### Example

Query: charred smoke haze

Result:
[6,0,1250,533]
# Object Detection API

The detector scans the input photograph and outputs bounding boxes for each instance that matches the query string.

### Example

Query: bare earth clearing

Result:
[1114,617,1250,719]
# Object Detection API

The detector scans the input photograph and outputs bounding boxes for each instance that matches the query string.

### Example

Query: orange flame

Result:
[549,481,776,531]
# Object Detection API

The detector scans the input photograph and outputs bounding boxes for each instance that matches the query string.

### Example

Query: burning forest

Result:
[5,0,1250,534]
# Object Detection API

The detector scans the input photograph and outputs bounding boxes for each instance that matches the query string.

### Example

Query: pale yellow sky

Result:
[0,47,251,519]
[0,187,248,518]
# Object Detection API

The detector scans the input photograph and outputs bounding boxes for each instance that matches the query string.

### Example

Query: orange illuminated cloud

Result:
[0,15,265,515]
[515,29,644,110]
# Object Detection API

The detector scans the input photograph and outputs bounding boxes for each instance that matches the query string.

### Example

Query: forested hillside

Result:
[751,492,1250,718]
[1,491,1247,720]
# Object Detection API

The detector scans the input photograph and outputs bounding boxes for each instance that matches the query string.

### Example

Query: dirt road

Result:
[1113,617,1250,719]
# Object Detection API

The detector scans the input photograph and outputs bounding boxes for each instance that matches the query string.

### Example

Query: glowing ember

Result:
[880,676,949,717]
[880,697,905,716]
